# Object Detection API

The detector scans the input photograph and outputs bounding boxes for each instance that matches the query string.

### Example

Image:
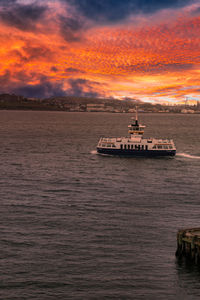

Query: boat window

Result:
[169,145,173,149]
[142,145,144,150]
[158,145,162,149]
[131,144,133,149]
[128,145,130,149]
[147,140,152,143]
[164,146,168,149]
[152,145,156,149]
[120,144,123,149]
[124,144,127,149]
[145,145,148,150]
[138,145,140,150]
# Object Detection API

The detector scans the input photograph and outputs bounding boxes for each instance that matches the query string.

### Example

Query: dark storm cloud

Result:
[162,63,196,71]
[65,67,85,73]
[0,71,66,98]
[120,62,195,74]
[0,0,195,34]
[0,0,16,5]
[0,70,103,98]
[51,66,59,72]
[191,5,200,15]
[59,15,84,41]
[67,78,102,97]
[22,45,54,61]
[12,77,103,98]
[67,0,193,23]
[11,77,103,98]
[13,77,66,99]
[0,2,47,31]
[7,45,55,70]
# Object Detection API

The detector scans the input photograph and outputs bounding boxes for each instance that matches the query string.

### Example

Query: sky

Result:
[0,0,200,103]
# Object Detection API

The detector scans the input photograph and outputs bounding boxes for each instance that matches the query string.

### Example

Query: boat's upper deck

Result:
[99,137,174,144]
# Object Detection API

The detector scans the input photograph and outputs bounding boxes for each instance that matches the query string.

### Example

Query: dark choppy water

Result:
[0,111,200,300]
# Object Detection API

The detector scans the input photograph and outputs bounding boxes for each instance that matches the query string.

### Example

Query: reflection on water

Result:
[176,258,200,299]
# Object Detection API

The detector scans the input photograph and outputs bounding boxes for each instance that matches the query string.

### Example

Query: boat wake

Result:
[177,152,200,159]
[90,150,98,155]
[91,150,114,157]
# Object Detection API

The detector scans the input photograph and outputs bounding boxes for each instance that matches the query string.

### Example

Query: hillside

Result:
[0,94,141,112]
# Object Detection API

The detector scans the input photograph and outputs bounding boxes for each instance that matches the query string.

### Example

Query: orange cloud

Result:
[0,3,199,102]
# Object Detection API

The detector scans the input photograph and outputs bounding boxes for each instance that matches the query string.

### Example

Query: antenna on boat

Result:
[135,105,139,126]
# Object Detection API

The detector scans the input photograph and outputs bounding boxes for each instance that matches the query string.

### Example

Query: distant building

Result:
[69,105,80,111]
[181,109,195,114]
[128,108,136,113]
[87,103,105,112]
[105,106,114,112]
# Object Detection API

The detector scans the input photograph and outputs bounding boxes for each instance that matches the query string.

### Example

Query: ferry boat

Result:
[96,110,176,157]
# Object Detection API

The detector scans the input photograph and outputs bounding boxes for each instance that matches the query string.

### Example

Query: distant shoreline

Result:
[1,93,200,114]
[0,108,200,114]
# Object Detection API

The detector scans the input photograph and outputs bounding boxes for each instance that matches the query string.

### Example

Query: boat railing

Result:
[100,137,132,143]
[157,139,173,143]
[100,137,119,142]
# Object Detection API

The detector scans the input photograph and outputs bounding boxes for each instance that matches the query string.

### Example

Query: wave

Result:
[177,152,200,159]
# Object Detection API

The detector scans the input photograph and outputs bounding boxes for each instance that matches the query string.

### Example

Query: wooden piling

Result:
[176,228,200,263]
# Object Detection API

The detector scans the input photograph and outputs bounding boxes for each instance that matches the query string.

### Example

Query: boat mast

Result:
[135,106,139,126]
[128,105,145,137]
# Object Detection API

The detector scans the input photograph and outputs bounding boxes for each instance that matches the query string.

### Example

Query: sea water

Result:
[0,111,200,299]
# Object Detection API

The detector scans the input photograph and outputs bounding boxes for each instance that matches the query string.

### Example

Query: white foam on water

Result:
[90,150,98,155]
[91,150,113,157]
[177,152,200,159]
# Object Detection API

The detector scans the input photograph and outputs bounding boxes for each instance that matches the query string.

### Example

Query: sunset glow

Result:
[0,0,200,103]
